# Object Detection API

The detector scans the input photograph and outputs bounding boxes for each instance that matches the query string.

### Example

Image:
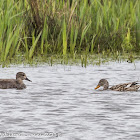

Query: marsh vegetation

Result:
[0,0,140,66]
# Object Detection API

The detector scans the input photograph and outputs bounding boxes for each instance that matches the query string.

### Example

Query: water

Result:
[0,61,140,140]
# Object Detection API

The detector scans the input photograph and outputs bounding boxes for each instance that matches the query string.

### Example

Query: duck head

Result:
[16,72,32,82]
[95,79,109,90]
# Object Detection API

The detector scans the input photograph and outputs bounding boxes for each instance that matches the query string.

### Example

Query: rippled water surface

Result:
[0,61,140,140]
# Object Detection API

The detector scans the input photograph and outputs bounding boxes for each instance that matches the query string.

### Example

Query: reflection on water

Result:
[0,61,140,140]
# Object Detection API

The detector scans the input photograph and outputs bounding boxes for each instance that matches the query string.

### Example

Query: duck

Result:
[95,79,140,91]
[0,72,31,89]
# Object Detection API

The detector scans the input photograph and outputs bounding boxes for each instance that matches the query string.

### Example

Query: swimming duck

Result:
[95,79,140,91]
[0,72,31,89]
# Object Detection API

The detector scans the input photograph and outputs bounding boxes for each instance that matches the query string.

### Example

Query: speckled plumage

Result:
[95,79,140,91]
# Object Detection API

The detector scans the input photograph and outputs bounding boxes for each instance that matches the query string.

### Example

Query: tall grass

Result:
[0,0,27,62]
[0,0,140,63]
[136,2,140,50]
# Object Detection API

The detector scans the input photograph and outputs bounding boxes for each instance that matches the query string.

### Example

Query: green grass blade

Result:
[62,19,67,55]
[29,31,42,59]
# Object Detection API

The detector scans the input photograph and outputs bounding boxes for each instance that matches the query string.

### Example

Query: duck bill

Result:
[25,77,32,82]
[95,85,100,90]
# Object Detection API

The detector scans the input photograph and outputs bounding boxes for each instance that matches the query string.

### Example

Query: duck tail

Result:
[130,82,139,87]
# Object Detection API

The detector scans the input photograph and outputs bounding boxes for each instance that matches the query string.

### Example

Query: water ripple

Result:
[0,62,140,139]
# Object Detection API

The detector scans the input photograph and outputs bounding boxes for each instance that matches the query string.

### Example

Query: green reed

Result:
[0,0,140,64]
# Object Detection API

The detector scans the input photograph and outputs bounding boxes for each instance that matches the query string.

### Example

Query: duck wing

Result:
[109,82,132,91]
[0,79,16,89]
[124,82,140,91]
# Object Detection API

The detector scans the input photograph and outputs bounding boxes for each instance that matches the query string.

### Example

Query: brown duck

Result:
[95,79,140,91]
[0,72,31,89]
